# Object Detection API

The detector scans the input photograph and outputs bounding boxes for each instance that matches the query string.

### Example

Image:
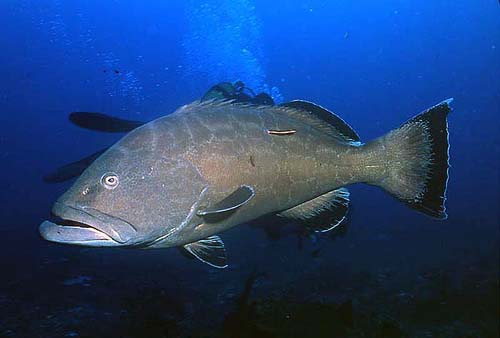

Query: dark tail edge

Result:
[373,98,452,219]
[402,98,452,219]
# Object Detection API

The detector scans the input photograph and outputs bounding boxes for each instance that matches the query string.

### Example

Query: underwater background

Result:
[0,1,498,337]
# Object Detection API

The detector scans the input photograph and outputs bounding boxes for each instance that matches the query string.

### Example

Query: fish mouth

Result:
[39,202,137,247]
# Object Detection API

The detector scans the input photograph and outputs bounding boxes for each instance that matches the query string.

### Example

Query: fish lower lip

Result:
[48,209,110,237]
[39,220,119,246]
[49,202,137,243]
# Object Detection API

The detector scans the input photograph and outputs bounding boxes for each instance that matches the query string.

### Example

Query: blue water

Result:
[0,1,498,337]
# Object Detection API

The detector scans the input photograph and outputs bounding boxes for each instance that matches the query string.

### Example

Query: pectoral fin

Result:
[197,185,255,217]
[278,188,350,232]
[184,235,228,268]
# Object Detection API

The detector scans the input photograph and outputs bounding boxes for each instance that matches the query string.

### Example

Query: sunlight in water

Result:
[182,0,282,102]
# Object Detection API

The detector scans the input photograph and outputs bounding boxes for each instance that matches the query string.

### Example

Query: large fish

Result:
[40,99,452,268]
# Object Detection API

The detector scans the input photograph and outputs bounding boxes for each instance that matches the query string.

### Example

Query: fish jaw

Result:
[39,220,121,247]
[39,202,138,247]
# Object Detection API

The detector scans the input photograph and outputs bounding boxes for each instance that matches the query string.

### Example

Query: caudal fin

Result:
[373,99,452,219]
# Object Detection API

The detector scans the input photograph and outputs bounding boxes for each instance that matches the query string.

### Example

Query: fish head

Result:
[40,139,206,247]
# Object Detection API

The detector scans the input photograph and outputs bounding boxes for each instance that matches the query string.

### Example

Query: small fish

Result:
[102,69,121,75]
[40,98,453,268]
[43,148,108,183]
[69,112,144,133]
[43,82,274,184]
[43,113,144,183]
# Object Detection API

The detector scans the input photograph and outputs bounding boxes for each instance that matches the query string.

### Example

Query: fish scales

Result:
[40,99,452,268]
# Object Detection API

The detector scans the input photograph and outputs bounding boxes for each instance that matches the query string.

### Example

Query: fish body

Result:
[40,99,452,267]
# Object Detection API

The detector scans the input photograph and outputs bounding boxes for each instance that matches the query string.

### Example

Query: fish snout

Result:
[40,202,138,246]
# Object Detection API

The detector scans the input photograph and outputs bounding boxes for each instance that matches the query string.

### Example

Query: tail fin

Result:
[372,99,452,219]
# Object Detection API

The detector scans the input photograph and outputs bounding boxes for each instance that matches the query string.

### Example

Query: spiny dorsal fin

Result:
[197,185,255,217]
[184,235,228,268]
[278,188,350,232]
[279,100,361,145]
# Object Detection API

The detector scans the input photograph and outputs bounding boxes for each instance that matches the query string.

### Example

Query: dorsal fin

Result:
[278,188,350,232]
[279,100,361,145]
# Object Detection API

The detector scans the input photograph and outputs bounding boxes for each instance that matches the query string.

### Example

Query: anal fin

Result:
[278,188,350,232]
[184,235,228,268]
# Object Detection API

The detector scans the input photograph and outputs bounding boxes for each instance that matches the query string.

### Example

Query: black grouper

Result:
[40,99,452,267]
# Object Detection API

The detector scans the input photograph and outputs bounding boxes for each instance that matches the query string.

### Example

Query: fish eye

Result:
[101,172,119,190]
